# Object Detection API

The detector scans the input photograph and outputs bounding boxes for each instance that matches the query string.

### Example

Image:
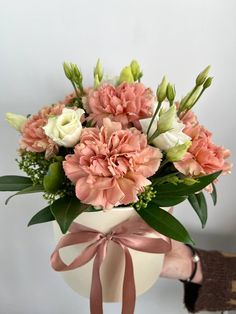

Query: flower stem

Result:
[152,172,178,186]
[189,88,205,109]
[177,85,198,116]
[71,81,81,98]
[158,158,169,170]
[148,128,160,144]
[147,101,162,136]
[181,87,206,119]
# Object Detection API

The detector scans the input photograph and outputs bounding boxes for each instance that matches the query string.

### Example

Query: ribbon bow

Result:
[51,215,171,314]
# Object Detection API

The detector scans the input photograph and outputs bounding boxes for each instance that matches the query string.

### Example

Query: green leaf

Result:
[135,202,194,244]
[188,192,208,228]
[153,195,187,207]
[155,171,221,197]
[50,196,86,234]
[210,183,217,205]
[5,185,44,205]
[28,205,55,226]
[0,176,33,191]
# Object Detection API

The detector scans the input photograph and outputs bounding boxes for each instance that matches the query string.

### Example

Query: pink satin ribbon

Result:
[51,215,171,314]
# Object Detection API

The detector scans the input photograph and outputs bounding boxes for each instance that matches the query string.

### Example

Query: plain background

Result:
[0,1,235,313]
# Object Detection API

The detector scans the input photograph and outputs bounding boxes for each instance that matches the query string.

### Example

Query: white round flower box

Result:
[53,206,165,302]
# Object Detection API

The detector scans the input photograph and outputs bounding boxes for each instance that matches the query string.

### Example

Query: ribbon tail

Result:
[90,241,107,314]
[122,247,136,314]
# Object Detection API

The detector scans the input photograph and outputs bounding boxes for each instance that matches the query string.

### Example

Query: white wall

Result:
[0,0,235,313]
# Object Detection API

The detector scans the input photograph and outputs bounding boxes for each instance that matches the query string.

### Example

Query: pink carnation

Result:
[61,88,92,106]
[62,92,77,105]
[63,118,162,209]
[20,103,65,159]
[179,109,198,129]
[174,124,232,176]
[87,82,153,128]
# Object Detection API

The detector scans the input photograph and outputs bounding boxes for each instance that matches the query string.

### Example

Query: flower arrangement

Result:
[0,60,231,245]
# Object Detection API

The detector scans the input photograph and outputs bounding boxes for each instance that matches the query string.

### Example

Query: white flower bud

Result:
[5,112,27,132]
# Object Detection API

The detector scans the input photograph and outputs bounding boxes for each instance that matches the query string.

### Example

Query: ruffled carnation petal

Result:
[63,119,162,209]
[20,103,65,159]
[87,83,154,128]
[175,117,232,177]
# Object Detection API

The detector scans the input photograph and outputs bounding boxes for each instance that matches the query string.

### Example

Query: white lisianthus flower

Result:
[43,108,85,147]
[154,120,191,151]
[5,112,27,132]
[140,104,191,151]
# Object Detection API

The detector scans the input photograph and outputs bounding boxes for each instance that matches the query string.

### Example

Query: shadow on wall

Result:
[191,230,235,253]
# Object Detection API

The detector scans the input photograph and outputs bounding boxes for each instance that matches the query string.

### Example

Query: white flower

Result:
[43,108,85,147]
[140,104,191,151]
[154,120,191,151]
[5,112,27,132]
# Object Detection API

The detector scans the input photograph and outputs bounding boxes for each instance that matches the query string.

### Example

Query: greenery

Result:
[17,151,56,185]
[132,186,157,210]
[135,203,194,245]
[17,151,74,203]
[0,63,225,241]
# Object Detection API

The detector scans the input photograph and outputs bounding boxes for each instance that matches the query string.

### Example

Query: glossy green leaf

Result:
[210,183,217,205]
[188,192,207,228]
[5,185,44,205]
[28,205,55,226]
[135,202,194,244]
[155,171,221,197]
[50,196,85,234]
[153,195,187,207]
[0,176,33,191]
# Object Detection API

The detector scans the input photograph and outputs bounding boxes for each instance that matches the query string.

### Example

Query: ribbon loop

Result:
[51,216,171,314]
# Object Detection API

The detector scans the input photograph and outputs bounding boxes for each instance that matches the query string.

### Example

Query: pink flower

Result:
[174,124,232,176]
[62,92,77,105]
[179,109,198,129]
[20,103,65,159]
[63,118,162,209]
[61,88,92,106]
[87,82,153,128]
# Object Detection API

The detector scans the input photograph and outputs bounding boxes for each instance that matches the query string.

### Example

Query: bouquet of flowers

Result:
[0,60,232,313]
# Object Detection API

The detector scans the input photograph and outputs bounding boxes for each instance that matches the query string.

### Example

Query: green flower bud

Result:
[158,104,176,133]
[186,86,202,109]
[183,177,198,186]
[63,62,73,80]
[156,76,168,102]
[166,176,182,185]
[180,86,202,111]
[5,112,27,132]
[179,91,191,110]
[55,156,64,162]
[118,66,134,84]
[63,62,83,88]
[94,58,103,82]
[94,74,100,89]
[196,65,211,86]
[71,63,83,86]
[203,77,213,89]
[130,60,142,81]
[166,83,176,103]
[43,162,65,193]
[166,141,191,162]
